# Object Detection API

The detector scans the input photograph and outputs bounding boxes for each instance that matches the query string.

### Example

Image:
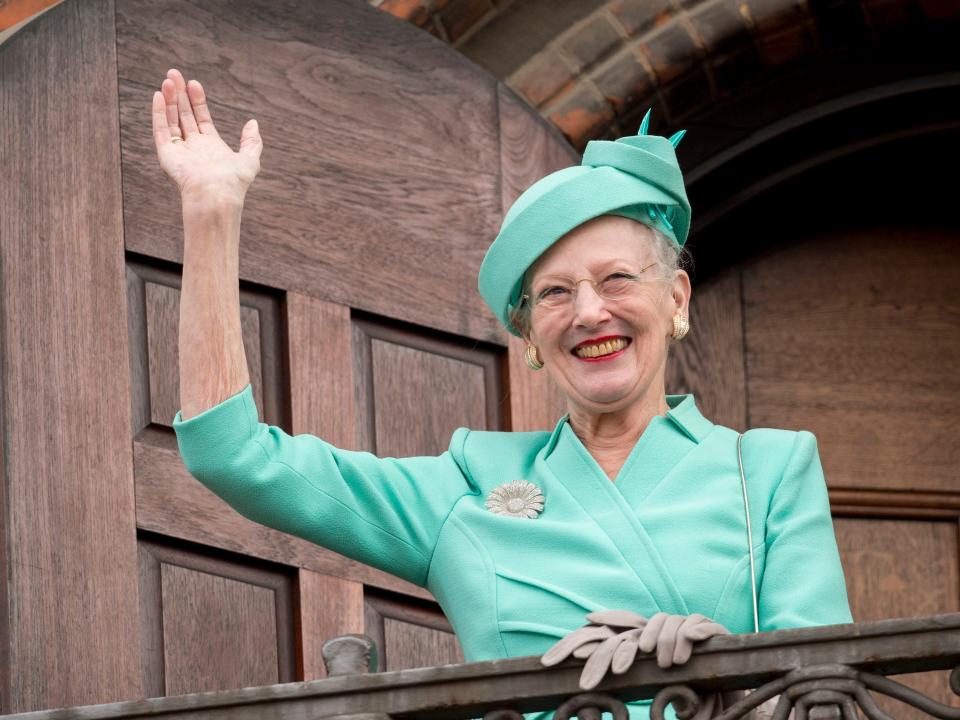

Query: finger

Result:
[656,614,685,668]
[586,609,648,629]
[638,612,667,653]
[673,615,705,665]
[161,78,182,140]
[579,632,626,690]
[152,91,173,149]
[573,640,602,659]
[686,620,730,641]
[167,68,199,137]
[540,625,615,667]
[186,79,220,136]
[239,118,262,161]
[611,630,642,674]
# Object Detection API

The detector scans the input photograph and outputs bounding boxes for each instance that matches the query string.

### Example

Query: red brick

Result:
[437,0,495,43]
[636,21,700,84]
[378,0,431,25]
[607,0,673,36]
[509,49,577,107]
[543,80,615,149]
[588,46,656,112]
[560,13,623,71]
[689,0,754,54]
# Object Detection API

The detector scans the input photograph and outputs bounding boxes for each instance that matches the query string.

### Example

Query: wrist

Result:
[181,188,245,215]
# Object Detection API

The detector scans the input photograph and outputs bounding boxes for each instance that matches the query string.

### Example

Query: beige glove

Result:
[541,610,729,690]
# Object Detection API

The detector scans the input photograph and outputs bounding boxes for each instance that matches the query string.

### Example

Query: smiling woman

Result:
[159,65,854,716]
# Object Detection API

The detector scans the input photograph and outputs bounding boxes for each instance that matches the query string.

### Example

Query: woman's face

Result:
[524,215,691,417]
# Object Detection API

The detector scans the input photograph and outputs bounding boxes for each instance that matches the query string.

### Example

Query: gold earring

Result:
[672,314,690,340]
[524,344,544,370]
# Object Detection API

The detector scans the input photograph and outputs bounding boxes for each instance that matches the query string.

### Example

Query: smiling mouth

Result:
[572,337,631,359]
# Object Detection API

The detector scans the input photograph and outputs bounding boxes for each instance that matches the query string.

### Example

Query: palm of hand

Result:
[152,68,262,201]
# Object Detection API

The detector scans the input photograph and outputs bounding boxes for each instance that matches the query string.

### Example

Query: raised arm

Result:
[152,68,263,419]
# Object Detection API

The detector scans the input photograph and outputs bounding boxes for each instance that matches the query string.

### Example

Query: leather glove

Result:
[541,610,729,690]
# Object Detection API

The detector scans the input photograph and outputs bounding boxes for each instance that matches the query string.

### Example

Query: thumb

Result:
[239,119,262,160]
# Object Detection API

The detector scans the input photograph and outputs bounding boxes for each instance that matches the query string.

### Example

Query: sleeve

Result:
[172,384,475,587]
[757,430,854,630]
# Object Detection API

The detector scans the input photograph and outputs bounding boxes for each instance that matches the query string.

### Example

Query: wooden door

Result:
[0,0,572,711]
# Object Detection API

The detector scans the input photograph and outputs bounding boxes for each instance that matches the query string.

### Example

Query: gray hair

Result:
[508,221,691,337]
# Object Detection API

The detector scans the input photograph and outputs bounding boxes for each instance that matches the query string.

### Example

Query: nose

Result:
[571,280,611,328]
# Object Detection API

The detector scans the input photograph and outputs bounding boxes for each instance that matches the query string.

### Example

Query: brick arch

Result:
[378,0,959,152]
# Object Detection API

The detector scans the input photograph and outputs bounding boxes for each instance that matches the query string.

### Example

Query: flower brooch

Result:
[486,480,545,519]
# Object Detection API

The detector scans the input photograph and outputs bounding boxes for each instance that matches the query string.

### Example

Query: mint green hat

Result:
[478,110,690,336]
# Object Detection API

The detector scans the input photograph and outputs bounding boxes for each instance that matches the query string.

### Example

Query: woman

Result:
[154,67,852,718]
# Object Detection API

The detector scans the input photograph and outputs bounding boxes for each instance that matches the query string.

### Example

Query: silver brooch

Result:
[486,480,545,519]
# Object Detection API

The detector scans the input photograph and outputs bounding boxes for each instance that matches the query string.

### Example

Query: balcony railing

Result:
[3,614,959,720]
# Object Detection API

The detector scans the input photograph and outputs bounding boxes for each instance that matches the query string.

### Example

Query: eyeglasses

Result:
[521,262,661,311]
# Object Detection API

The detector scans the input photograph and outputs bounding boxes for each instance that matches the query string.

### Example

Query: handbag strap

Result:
[737,433,760,633]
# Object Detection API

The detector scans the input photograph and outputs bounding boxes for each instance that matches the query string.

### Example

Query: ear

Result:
[671,268,692,318]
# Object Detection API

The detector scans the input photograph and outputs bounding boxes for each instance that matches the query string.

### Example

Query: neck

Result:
[566,384,670,481]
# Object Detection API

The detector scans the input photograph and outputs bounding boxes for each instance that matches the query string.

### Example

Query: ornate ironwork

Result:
[650,663,960,720]
[553,692,629,720]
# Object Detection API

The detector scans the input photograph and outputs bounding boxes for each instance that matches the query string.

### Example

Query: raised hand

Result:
[541,610,729,690]
[152,68,262,204]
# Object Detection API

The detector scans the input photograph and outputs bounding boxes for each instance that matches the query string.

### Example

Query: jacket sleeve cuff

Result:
[172,384,258,477]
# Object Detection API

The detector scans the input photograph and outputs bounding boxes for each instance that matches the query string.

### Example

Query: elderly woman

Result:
[155,68,852,718]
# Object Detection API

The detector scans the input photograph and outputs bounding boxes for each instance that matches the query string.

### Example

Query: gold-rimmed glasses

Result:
[521,261,661,312]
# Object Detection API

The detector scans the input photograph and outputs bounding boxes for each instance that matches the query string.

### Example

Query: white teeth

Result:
[574,337,628,358]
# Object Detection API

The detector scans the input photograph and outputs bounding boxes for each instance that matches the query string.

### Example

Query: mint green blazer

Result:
[173,386,852,718]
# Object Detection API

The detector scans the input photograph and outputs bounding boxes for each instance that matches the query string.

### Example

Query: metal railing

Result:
[4,614,959,720]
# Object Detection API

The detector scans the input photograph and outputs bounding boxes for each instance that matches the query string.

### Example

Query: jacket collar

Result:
[544,393,713,456]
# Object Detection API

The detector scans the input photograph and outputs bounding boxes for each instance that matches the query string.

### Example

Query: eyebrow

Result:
[531,259,648,286]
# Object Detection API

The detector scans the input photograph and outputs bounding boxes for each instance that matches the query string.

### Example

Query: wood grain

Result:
[497,82,579,213]
[834,517,959,717]
[0,0,141,710]
[371,338,488,457]
[286,295,356,450]
[364,593,463,673]
[383,619,465,672]
[115,0,512,344]
[666,269,748,430]
[133,438,433,602]
[161,565,279,695]
[296,570,365,681]
[505,335,568,432]
[743,227,960,492]
[352,318,505,454]
[138,538,296,698]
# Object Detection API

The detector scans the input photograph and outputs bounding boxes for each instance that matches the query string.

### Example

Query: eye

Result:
[599,272,637,295]
[536,285,571,302]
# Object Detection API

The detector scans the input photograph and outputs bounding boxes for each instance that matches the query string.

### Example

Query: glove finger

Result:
[656,614,685,668]
[673,614,709,665]
[586,609,648,629]
[685,620,730,641]
[579,632,627,690]
[573,640,602,659]
[541,625,614,666]
[610,630,642,674]
[638,612,668,653]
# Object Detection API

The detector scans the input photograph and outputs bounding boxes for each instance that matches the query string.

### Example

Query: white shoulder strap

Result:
[737,433,760,633]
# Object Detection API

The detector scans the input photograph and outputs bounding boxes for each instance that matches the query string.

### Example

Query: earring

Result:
[524,344,544,370]
[672,314,690,341]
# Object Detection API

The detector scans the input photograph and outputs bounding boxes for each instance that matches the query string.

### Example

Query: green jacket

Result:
[173,385,852,718]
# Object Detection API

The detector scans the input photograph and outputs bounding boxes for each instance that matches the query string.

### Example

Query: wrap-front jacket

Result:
[173,385,852,719]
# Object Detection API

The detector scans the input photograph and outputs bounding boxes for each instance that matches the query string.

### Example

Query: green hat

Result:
[478,110,690,336]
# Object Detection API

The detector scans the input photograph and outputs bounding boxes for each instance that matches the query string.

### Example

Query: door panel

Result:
[137,537,296,697]
[352,317,503,456]
[364,593,464,672]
